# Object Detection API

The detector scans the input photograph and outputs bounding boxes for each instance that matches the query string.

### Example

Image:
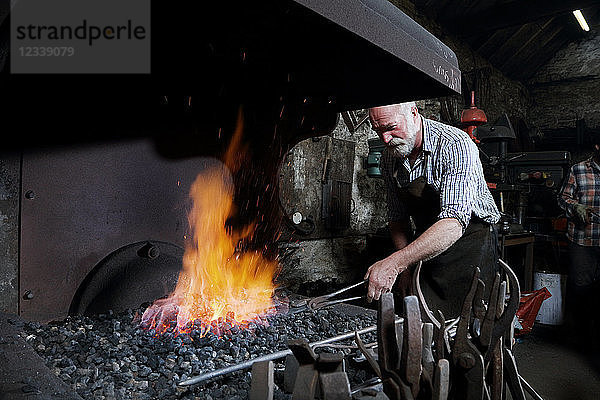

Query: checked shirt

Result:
[558,157,600,246]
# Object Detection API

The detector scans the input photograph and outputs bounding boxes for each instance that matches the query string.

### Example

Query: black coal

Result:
[21,299,377,400]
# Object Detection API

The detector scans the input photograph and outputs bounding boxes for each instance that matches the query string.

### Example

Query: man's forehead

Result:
[369,105,401,125]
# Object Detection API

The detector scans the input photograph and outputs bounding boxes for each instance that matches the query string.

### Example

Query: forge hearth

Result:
[19,298,377,400]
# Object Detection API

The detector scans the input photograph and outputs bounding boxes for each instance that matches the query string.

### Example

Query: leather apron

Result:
[394,153,498,318]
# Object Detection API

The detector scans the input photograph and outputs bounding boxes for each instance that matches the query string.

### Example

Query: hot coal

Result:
[21,300,378,400]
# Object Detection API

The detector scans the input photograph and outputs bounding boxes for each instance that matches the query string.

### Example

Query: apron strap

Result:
[393,151,429,189]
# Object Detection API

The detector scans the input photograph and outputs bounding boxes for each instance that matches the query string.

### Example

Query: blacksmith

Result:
[365,102,500,318]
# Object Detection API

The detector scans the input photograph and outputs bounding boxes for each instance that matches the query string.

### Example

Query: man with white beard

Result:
[365,102,500,318]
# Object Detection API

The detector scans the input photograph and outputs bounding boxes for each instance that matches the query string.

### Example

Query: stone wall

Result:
[528,32,600,131]
[390,1,530,127]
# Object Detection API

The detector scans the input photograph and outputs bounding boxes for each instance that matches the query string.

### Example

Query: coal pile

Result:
[21,301,378,400]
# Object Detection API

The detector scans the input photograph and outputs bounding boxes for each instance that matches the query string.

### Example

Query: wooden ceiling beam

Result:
[522,35,572,81]
[497,18,556,72]
[487,24,532,66]
[504,22,566,80]
[475,27,519,58]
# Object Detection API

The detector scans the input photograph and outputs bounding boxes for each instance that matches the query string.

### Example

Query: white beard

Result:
[387,116,419,158]
[388,132,416,158]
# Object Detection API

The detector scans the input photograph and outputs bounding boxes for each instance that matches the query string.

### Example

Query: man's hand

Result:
[364,256,406,302]
[574,203,591,224]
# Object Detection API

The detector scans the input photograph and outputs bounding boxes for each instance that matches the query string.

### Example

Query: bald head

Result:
[369,102,416,117]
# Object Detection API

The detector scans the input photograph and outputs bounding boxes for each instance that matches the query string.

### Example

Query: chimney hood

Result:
[1,0,460,146]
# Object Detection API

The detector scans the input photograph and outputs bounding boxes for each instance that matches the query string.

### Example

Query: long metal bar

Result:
[350,377,382,395]
[519,374,544,400]
[178,319,403,387]
[310,295,364,310]
[320,280,366,298]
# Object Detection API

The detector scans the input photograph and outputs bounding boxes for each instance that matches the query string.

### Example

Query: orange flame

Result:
[141,111,279,336]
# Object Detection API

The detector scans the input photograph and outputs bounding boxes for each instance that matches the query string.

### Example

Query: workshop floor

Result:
[513,324,600,400]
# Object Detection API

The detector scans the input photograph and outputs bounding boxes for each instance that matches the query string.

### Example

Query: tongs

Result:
[306,280,367,310]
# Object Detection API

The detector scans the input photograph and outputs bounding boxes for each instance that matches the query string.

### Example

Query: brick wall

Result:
[532,32,600,83]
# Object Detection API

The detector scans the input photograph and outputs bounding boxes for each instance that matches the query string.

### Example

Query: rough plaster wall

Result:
[528,32,600,130]
[277,115,387,293]
[278,236,369,294]
[0,154,19,314]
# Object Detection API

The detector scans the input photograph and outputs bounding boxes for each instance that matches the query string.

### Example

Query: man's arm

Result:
[558,166,578,215]
[365,217,462,301]
[558,166,589,224]
[365,138,480,301]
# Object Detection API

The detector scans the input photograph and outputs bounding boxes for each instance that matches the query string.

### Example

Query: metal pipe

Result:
[520,374,544,400]
[350,377,382,395]
[177,318,403,387]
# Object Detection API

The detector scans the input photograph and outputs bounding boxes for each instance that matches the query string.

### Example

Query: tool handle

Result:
[324,280,366,299]
[316,296,364,309]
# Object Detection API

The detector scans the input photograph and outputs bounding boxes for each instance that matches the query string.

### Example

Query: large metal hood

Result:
[289,0,462,107]
[1,0,460,147]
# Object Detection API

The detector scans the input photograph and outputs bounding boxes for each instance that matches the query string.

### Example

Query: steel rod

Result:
[316,296,364,308]
[350,377,382,395]
[519,374,544,400]
[323,280,366,298]
[178,318,402,387]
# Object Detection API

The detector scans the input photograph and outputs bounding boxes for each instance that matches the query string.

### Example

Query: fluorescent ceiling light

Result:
[573,10,590,32]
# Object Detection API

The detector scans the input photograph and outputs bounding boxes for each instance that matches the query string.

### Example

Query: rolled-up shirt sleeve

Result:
[558,166,578,217]
[438,140,479,231]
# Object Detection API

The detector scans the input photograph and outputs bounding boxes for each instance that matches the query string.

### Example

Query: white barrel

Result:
[533,271,567,325]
